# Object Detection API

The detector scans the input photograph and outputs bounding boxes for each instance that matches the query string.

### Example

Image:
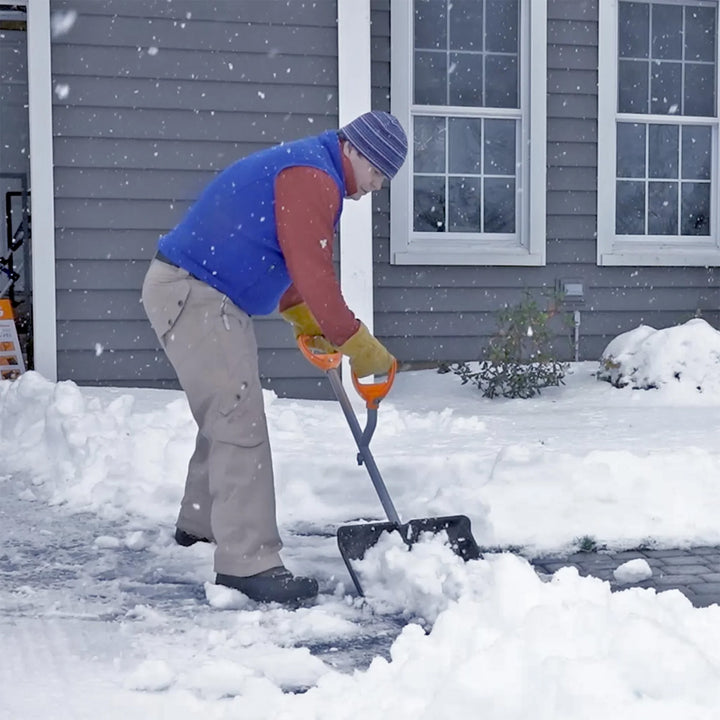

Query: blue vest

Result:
[158,130,346,315]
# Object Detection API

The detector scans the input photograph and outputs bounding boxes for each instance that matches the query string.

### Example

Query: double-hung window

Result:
[598,0,720,265]
[390,0,547,265]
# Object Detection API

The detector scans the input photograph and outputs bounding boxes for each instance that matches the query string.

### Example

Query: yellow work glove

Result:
[339,323,395,378]
[280,302,337,353]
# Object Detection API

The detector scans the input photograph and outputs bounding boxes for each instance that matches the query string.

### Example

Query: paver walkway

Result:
[532,547,720,608]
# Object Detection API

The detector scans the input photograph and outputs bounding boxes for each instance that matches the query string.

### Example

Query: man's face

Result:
[343,142,387,200]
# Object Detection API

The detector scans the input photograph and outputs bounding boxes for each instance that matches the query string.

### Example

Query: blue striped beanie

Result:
[340,111,408,179]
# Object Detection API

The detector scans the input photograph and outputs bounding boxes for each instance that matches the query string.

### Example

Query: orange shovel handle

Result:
[297,335,396,408]
[297,334,342,371]
[351,359,397,410]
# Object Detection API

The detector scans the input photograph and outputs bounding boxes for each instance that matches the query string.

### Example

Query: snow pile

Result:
[599,318,720,393]
[273,555,720,720]
[0,372,195,522]
[354,530,473,623]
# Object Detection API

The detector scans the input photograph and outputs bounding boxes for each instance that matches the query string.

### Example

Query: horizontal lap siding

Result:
[545,0,720,355]
[371,0,720,369]
[50,0,339,395]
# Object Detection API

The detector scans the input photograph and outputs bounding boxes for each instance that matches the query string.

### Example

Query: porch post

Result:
[337,0,373,388]
[27,0,58,380]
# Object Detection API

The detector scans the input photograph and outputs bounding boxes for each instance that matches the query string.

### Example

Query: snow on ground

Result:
[2,318,720,718]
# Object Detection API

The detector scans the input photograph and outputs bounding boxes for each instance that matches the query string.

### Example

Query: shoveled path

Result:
[531,547,720,608]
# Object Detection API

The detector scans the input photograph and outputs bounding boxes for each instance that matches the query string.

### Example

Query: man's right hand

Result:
[338,323,395,378]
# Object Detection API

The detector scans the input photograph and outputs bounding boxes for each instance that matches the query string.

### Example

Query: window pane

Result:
[652,3,683,60]
[685,5,716,62]
[449,52,484,106]
[415,51,447,105]
[681,182,711,235]
[485,54,518,108]
[682,125,712,180]
[684,64,716,117]
[449,0,483,51]
[648,124,678,179]
[484,178,515,232]
[415,116,446,173]
[617,123,647,177]
[449,117,481,173]
[650,61,682,114]
[415,0,447,50]
[484,119,516,175]
[648,181,678,234]
[449,177,481,231]
[616,180,646,233]
[619,2,649,58]
[619,60,649,113]
[414,176,446,232]
[486,0,519,53]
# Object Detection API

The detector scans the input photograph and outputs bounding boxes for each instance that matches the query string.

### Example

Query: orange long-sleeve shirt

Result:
[276,141,361,346]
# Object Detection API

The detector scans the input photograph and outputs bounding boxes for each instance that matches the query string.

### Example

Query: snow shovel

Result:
[298,336,481,596]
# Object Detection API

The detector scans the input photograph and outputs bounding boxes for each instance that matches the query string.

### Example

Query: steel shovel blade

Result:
[336,514,481,596]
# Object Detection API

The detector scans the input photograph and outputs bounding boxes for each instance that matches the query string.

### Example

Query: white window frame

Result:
[390,0,546,266]
[598,0,720,266]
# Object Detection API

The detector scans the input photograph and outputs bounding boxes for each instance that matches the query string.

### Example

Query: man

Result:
[141,111,408,604]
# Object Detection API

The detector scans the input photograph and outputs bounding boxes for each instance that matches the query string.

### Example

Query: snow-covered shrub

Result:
[598,318,720,392]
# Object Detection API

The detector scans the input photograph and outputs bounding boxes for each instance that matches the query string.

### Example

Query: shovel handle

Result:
[297,335,396,408]
[352,360,396,410]
[297,334,342,371]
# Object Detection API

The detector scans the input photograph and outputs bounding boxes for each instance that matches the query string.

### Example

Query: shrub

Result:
[440,291,570,399]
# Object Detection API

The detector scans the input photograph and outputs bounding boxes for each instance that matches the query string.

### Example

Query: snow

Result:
[3,319,720,717]
[613,558,653,584]
[50,9,77,39]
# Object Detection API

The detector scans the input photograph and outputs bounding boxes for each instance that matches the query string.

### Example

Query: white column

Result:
[337,0,373,388]
[27,0,58,381]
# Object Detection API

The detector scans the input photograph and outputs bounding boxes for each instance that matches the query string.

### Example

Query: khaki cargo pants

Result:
[141,258,283,577]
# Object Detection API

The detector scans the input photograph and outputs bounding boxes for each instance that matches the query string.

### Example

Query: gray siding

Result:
[51,0,339,396]
[47,0,720,398]
[371,0,720,366]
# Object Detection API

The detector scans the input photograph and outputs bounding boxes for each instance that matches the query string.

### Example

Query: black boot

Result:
[174,528,212,547]
[216,567,319,604]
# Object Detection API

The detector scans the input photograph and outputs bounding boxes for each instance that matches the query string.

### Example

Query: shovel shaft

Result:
[327,368,401,526]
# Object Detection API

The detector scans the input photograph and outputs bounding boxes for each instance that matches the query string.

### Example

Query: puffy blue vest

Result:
[158,130,346,315]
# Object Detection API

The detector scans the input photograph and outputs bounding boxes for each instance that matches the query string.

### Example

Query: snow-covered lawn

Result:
[2,319,720,718]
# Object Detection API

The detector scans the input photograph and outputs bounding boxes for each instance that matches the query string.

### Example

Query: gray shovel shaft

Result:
[327,368,401,525]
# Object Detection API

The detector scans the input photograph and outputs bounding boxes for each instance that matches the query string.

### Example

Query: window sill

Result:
[599,244,720,267]
[392,248,546,266]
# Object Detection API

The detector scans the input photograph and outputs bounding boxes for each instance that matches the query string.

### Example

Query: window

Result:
[598,0,720,265]
[390,0,547,265]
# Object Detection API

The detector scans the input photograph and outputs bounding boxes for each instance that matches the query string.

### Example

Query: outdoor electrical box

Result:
[556,278,585,305]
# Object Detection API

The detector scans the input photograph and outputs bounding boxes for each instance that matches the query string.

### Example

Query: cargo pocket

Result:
[213,376,267,448]
[143,274,192,347]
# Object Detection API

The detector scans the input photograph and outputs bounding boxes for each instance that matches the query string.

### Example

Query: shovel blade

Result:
[337,514,481,596]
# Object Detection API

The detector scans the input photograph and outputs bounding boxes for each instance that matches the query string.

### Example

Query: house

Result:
[2,0,719,399]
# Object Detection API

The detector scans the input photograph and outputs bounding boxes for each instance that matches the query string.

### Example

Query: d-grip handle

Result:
[297,334,396,409]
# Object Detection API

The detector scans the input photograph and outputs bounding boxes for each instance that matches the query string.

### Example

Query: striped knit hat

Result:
[340,111,408,179]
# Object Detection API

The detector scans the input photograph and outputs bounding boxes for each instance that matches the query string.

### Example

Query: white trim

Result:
[528,0,547,265]
[337,0,373,332]
[596,0,617,265]
[390,0,547,266]
[26,0,57,380]
[597,0,720,267]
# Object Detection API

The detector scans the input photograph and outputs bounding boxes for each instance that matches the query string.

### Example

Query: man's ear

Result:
[341,140,355,159]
